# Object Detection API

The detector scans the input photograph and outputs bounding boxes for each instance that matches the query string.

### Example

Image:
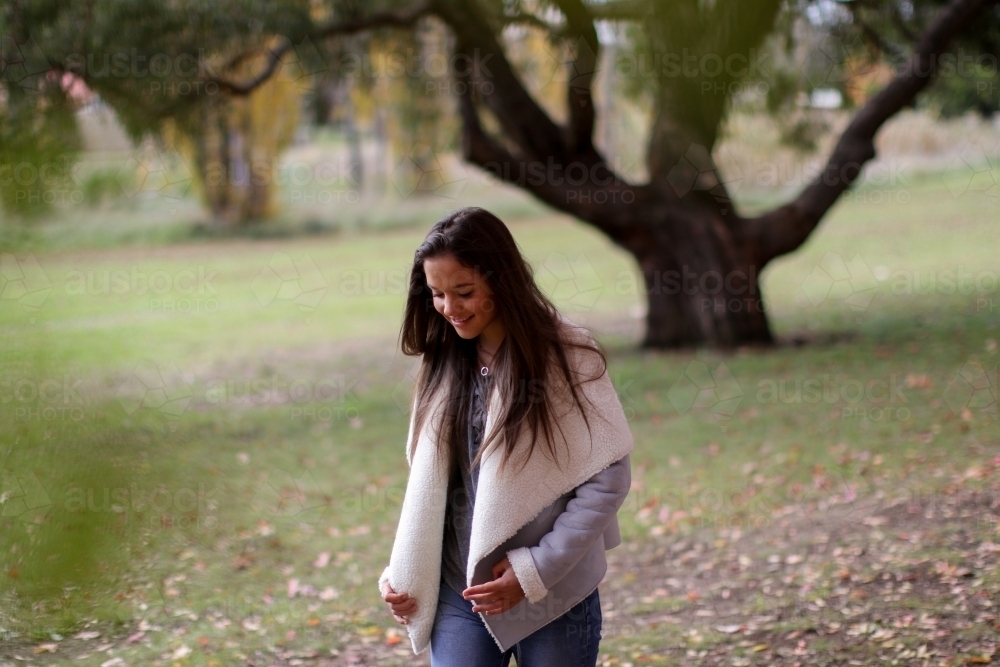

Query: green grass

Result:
[0,161,997,665]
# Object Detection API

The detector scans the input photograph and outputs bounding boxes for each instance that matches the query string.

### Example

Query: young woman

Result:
[377,207,633,666]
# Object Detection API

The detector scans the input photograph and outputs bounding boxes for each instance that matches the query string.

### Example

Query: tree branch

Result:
[554,0,600,154]
[453,48,517,162]
[434,0,566,161]
[206,0,433,96]
[452,32,644,243]
[744,0,1000,265]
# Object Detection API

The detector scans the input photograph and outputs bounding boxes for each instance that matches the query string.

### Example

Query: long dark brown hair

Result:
[398,206,609,477]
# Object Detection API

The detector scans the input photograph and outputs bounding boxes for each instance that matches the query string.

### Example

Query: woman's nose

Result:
[441,297,459,316]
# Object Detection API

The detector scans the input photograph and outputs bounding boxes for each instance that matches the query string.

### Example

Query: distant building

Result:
[809,88,843,109]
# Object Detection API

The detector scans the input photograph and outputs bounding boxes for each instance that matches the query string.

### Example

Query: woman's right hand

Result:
[381,581,418,625]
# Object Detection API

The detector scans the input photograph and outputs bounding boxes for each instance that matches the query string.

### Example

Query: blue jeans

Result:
[429,580,602,667]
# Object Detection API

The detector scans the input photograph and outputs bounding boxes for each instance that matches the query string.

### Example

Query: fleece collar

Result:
[386,315,634,654]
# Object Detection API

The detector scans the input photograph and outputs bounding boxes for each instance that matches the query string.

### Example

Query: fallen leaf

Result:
[233,554,255,570]
[170,644,192,659]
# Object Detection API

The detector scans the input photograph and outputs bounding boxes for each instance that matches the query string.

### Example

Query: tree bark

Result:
[635,205,771,349]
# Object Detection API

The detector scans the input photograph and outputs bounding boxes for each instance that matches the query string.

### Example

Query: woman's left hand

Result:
[462,556,525,615]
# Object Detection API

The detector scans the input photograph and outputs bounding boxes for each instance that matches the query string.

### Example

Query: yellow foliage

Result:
[842,58,895,107]
[500,25,569,125]
[162,37,301,225]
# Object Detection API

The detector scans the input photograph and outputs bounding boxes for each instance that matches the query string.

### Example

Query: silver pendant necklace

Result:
[478,344,492,376]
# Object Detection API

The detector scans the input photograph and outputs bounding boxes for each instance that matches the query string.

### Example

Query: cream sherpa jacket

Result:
[377,314,635,654]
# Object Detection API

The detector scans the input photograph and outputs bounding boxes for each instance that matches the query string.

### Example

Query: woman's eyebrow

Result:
[427,282,475,290]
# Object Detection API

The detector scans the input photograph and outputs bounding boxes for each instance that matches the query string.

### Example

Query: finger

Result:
[463,582,498,596]
[464,593,499,603]
[474,600,506,615]
[392,600,417,614]
[469,582,516,600]
[463,585,498,600]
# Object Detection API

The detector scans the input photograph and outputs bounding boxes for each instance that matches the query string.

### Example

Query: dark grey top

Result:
[440,367,488,596]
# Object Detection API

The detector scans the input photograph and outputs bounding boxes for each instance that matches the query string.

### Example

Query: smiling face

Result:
[423,253,505,349]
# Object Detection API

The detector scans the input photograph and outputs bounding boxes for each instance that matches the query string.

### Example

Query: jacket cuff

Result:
[507,547,548,604]
[378,564,392,597]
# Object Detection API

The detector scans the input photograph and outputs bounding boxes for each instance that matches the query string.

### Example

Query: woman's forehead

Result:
[424,256,480,288]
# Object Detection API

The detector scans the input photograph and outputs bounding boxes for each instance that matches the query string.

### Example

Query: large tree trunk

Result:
[638,208,771,349]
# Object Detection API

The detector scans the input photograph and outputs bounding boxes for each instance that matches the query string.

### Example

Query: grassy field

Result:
[0,159,998,666]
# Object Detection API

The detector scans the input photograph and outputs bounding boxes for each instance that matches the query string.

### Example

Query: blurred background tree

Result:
[162,39,301,226]
[2,0,997,346]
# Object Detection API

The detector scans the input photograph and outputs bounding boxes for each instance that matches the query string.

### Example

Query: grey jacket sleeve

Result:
[507,453,631,602]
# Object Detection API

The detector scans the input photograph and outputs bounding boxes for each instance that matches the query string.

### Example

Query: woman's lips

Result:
[451,315,473,327]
